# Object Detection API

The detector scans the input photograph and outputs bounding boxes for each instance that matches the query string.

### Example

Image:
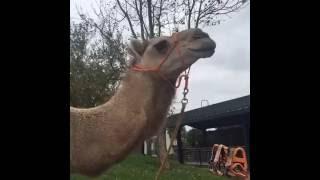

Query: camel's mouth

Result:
[187,37,216,58]
[186,30,216,58]
[188,46,215,52]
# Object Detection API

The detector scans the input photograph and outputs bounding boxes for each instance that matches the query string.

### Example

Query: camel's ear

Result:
[127,39,148,66]
[129,39,143,56]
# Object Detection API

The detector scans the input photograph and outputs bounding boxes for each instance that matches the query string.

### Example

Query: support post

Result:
[242,122,250,167]
[198,148,202,165]
[202,129,207,147]
[177,126,184,164]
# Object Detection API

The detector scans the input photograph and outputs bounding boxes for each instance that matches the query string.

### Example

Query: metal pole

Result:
[177,126,184,164]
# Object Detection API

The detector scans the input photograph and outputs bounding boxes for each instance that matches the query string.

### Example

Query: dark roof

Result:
[166,95,250,129]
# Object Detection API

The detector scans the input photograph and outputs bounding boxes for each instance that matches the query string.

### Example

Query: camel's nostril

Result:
[193,36,202,40]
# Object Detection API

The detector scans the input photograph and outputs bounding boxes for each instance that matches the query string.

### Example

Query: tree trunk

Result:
[135,0,145,40]
[187,0,196,29]
[158,129,170,170]
[195,0,204,28]
[157,0,163,37]
[146,139,152,155]
[116,0,137,38]
[188,13,192,29]
[147,0,154,38]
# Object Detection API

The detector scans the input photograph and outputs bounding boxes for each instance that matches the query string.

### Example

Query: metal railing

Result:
[182,147,212,166]
[181,146,248,166]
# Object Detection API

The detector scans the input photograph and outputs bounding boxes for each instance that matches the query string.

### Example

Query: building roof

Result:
[166,95,250,129]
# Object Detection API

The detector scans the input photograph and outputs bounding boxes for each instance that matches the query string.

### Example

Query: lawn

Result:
[70,154,228,180]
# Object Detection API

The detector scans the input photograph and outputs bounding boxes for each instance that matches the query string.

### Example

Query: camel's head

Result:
[128,28,216,79]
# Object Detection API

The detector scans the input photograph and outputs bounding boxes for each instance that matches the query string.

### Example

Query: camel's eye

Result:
[154,40,169,54]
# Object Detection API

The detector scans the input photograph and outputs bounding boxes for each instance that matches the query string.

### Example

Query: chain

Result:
[181,75,189,105]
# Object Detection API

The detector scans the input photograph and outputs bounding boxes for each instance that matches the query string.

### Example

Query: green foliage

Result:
[186,128,205,147]
[70,17,127,108]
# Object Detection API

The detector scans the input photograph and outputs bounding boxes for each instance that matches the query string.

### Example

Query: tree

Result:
[111,0,248,39]
[157,129,169,169]
[70,13,126,108]
[186,128,205,147]
[182,0,248,29]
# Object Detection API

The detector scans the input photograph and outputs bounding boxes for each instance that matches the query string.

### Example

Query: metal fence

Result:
[180,146,248,166]
[182,147,212,166]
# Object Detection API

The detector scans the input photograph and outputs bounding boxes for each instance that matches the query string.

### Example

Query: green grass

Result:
[70,154,228,180]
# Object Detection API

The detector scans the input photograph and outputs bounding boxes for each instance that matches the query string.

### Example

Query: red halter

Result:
[130,33,189,90]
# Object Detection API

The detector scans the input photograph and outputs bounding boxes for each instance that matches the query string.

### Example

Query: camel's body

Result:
[70,28,216,177]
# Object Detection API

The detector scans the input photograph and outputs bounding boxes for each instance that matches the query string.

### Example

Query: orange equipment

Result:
[208,144,249,180]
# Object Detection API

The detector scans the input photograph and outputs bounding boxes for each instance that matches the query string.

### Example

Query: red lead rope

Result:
[131,33,192,180]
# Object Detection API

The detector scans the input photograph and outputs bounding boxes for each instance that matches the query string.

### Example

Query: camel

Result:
[70,28,216,177]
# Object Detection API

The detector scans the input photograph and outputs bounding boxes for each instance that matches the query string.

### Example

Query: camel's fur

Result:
[70,28,216,177]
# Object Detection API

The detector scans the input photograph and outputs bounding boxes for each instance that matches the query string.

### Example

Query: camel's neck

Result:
[70,70,177,175]
[107,70,176,136]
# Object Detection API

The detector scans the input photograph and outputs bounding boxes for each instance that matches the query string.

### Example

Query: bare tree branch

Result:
[195,0,204,28]
[133,0,146,40]
[156,0,164,36]
[143,22,150,38]
[187,0,196,29]
[116,0,137,38]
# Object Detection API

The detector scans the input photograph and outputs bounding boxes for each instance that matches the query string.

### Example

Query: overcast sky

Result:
[70,1,250,114]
